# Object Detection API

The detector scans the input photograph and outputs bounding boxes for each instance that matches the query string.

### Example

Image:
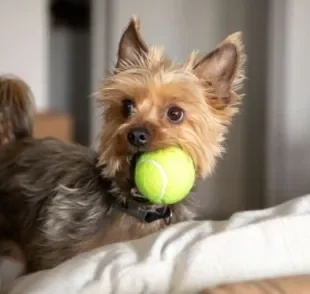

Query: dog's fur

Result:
[0,17,245,273]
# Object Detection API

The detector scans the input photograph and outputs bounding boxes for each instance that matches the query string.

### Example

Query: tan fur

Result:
[98,17,246,183]
[0,76,34,145]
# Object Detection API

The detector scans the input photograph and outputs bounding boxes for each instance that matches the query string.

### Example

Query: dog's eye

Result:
[122,98,136,118]
[166,106,184,123]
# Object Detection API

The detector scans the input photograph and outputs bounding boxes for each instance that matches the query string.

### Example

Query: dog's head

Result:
[97,17,246,198]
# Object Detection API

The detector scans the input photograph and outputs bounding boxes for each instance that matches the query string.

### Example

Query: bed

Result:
[2,194,310,293]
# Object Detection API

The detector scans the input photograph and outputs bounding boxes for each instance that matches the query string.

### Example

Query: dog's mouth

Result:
[124,149,196,205]
[129,152,143,178]
[128,152,151,204]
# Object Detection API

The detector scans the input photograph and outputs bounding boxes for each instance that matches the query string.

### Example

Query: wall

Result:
[0,0,49,110]
[266,0,287,205]
[49,25,91,144]
[242,0,269,210]
[105,0,228,64]
[50,27,72,112]
[284,0,310,199]
[91,0,108,143]
[266,0,310,205]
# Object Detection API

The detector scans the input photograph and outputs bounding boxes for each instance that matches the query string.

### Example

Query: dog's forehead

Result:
[101,50,207,106]
[134,69,205,104]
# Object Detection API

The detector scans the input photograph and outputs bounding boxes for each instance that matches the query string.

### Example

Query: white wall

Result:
[0,0,49,110]
[91,0,248,218]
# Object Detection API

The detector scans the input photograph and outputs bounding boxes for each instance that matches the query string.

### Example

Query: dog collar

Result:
[100,164,173,224]
[114,198,173,224]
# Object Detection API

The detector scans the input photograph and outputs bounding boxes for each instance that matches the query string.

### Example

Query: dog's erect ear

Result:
[116,17,148,68]
[194,32,245,110]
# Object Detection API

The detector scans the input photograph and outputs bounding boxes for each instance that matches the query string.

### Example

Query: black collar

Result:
[100,174,173,224]
[114,198,173,224]
[124,153,173,223]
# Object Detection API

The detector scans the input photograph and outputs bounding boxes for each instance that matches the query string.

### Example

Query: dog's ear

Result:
[116,17,148,69]
[194,32,246,110]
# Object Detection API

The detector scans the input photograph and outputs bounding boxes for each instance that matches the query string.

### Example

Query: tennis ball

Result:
[134,146,195,204]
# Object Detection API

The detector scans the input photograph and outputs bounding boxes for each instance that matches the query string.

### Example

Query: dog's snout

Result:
[127,127,150,147]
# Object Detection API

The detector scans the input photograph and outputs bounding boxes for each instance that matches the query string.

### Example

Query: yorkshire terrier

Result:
[0,17,245,273]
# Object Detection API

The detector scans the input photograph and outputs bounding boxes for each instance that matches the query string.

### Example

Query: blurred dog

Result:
[0,17,245,272]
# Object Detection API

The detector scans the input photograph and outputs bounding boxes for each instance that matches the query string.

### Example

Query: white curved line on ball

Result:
[139,159,167,203]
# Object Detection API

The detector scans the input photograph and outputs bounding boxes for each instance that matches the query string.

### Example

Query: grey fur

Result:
[0,137,196,272]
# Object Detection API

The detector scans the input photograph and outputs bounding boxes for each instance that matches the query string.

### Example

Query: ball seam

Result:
[138,159,167,203]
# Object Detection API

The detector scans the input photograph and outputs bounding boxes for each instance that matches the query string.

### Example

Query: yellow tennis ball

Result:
[134,146,195,204]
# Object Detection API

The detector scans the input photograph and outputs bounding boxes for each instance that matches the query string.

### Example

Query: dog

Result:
[0,17,245,273]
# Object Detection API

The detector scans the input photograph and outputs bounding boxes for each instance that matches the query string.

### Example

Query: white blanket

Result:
[4,194,310,294]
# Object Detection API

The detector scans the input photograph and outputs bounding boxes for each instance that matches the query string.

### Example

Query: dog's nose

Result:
[127,127,150,147]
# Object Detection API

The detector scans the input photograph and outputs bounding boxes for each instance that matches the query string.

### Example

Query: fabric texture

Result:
[4,194,310,294]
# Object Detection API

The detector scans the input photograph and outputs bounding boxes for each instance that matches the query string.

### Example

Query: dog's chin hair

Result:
[109,180,128,202]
